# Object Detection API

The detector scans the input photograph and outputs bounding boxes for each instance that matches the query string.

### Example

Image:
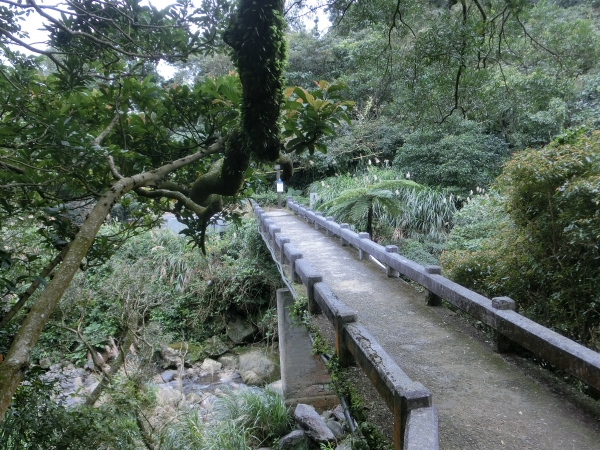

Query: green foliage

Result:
[223,0,287,161]
[309,169,456,260]
[160,387,291,449]
[291,113,403,188]
[394,119,510,196]
[0,370,139,450]
[442,131,600,349]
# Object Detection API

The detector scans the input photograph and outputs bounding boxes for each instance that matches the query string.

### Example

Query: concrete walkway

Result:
[265,209,600,450]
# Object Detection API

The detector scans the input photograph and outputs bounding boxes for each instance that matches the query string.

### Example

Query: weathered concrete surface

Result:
[277,289,338,411]
[266,210,600,450]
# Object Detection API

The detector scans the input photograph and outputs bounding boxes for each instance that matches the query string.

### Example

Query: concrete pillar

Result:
[340,223,349,246]
[325,217,335,237]
[424,266,443,306]
[276,289,337,411]
[358,232,370,260]
[492,297,516,353]
[314,212,323,230]
[385,245,400,278]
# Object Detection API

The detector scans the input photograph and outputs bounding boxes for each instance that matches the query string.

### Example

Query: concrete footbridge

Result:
[253,200,600,450]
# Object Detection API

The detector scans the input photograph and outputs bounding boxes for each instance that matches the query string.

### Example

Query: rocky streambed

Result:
[40,343,359,450]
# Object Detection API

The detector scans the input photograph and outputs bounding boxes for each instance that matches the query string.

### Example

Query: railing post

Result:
[278,237,290,265]
[491,297,516,353]
[314,211,323,230]
[385,246,400,278]
[305,207,312,222]
[340,223,350,246]
[424,266,442,306]
[358,232,370,260]
[325,217,335,237]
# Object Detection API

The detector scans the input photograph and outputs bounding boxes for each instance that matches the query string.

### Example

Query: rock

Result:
[326,418,345,439]
[239,350,278,386]
[335,442,352,450]
[201,358,222,373]
[204,336,229,357]
[186,393,202,404]
[294,403,335,444]
[332,405,345,422]
[156,387,183,407]
[226,316,257,344]
[268,379,283,395]
[39,358,51,369]
[278,429,309,450]
[161,370,178,382]
[217,353,239,370]
[169,342,205,365]
[161,345,183,369]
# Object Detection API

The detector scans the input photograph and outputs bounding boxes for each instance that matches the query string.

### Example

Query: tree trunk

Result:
[0,246,69,330]
[0,147,213,422]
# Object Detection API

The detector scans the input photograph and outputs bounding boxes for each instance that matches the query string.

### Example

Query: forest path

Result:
[264,209,600,450]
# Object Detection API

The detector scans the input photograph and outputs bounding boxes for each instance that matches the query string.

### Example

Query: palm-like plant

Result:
[318,180,420,238]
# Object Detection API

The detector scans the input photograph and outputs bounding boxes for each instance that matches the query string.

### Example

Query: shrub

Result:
[394,119,510,196]
[442,130,600,349]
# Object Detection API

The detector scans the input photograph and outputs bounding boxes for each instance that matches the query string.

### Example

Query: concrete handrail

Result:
[284,198,600,393]
[252,202,438,450]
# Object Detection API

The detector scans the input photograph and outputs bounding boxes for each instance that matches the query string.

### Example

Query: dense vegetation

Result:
[1,0,600,447]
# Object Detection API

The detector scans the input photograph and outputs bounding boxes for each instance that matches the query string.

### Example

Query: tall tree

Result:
[0,0,352,420]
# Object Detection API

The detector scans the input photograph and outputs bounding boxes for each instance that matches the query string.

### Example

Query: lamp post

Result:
[275,164,283,208]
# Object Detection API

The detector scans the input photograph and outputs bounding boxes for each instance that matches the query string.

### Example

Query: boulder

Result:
[278,429,309,450]
[294,403,335,444]
[239,350,278,386]
[39,358,51,369]
[161,370,178,383]
[226,316,257,344]
[332,405,345,422]
[204,336,229,357]
[201,358,222,373]
[169,342,205,365]
[160,345,183,369]
[326,418,345,439]
[217,353,239,370]
[156,387,183,407]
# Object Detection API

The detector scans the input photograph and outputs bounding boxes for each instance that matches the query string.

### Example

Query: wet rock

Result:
[239,350,278,386]
[161,370,178,382]
[278,429,309,450]
[226,316,257,344]
[204,336,229,357]
[294,403,335,444]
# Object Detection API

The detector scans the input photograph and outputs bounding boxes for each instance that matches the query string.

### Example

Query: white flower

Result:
[321,181,325,186]
[368,159,372,165]
[406,172,410,179]
[375,158,380,163]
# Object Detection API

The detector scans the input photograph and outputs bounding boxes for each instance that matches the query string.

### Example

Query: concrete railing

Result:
[283,198,600,395]
[253,202,439,450]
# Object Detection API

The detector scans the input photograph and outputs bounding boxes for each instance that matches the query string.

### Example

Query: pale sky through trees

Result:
[10,0,331,78]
